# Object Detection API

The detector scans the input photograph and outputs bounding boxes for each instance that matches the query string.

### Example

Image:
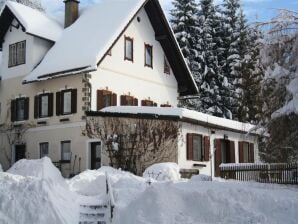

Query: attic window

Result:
[124,36,133,62]
[144,44,153,68]
[8,41,26,67]
[164,56,170,75]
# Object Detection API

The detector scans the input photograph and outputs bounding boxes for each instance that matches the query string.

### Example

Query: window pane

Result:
[125,39,133,60]
[103,95,111,107]
[40,143,49,158]
[63,91,72,114]
[193,135,202,161]
[243,143,249,163]
[16,99,25,121]
[145,46,152,66]
[61,141,71,161]
[41,95,49,117]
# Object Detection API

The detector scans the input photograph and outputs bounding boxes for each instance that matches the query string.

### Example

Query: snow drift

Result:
[115,180,298,224]
[1,158,79,224]
[143,163,181,181]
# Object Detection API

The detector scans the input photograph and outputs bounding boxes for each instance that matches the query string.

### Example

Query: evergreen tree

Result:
[220,0,242,119]
[193,0,225,117]
[170,0,199,74]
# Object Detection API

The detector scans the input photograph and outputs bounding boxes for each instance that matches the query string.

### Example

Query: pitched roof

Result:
[23,0,198,96]
[87,106,258,134]
[0,1,62,45]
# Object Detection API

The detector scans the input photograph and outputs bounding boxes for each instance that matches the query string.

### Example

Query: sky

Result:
[41,0,298,24]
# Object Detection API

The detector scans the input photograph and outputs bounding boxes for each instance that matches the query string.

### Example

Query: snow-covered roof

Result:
[100,106,257,134]
[23,0,147,83]
[0,1,62,42]
[22,0,198,96]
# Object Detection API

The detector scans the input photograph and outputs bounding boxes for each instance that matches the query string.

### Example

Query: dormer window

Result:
[124,36,133,62]
[144,44,153,68]
[8,41,26,67]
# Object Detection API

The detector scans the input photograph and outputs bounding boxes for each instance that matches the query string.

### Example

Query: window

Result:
[141,99,157,107]
[144,44,153,68]
[11,97,29,122]
[40,142,49,158]
[239,142,254,163]
[61,141,71,162]
[120,95,138,106]
[9,41,26,67]
[56,89,77,116]
[164,56,170,74]
[34,93,54,119]
[97,90,117,110]
[187,134,210,161]
[124,36,133,61]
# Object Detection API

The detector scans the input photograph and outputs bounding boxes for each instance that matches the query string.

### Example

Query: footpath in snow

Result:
[0,159,298,224]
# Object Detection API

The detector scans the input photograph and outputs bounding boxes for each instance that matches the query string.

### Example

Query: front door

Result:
[15,144,26,162]
[91,142,101,170]
[214,139,235,177]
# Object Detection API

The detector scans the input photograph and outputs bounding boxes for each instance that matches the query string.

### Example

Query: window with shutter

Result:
[35,93,54,119]
[97,90,117,110]
[12,97,29,121]
[186,133,205,161]
[56,89,77,116]
[8,41,26,67]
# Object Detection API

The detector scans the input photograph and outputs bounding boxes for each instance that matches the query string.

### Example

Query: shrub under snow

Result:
[143,163,181,181]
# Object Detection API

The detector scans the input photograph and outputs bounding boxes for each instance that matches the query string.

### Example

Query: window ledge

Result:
[60,118,70,122]
[13,121,26,126]
[193,163,207,168]
[60,160,71,164]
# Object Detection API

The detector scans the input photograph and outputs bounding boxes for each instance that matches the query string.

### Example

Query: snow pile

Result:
[143,163,181,181]
[191,174,212,181]
[68,169,106,196]
[0,173,78,224]
[115,180,298,224]
[7,157,65,185]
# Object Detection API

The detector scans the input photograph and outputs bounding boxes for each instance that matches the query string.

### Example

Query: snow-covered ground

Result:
[1,158,298,224]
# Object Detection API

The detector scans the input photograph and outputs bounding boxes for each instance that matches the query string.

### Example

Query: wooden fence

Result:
[220,163,298,184]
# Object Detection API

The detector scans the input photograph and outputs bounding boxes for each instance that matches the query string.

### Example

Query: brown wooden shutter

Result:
[11,99,16,122]
[56,92,61,116]
[71,89,77,114]
[186,133,193,160]
[24,97,29,120]
[238,142,244,163]
[120,95,126,106]
[229,141,235,163]
[203,136,210,161]
[48,93,54,117]
[133,98,138,106]
[249,143,255,163]
[34,95,39,119]
[215,139,222,177]
[97,90,104,110]
[111,93,117,106]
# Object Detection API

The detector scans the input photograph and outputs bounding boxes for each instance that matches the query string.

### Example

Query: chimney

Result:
[64,0,79,28]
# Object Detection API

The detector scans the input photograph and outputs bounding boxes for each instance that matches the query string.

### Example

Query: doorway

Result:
[90,142,101,170]
[214,139,235,177]
[15,144,26,162]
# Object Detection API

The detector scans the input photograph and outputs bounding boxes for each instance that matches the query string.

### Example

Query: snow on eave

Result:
[1,1,62,42]
[99,106,258,134]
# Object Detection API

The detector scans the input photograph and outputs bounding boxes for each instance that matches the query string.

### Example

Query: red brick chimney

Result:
[64,0,79,28]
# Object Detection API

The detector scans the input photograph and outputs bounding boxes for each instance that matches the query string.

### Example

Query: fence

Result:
[220,163,298,184]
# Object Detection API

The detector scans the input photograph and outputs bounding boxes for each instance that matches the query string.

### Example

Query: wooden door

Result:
[91,142,101,170]
[15,145,26,162]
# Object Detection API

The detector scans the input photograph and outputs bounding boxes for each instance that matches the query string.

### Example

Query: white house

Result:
[0,0,258,177]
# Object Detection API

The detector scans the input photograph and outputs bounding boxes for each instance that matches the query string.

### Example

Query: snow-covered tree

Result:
[220,0,242,119]
[170,0,199,72]
[0,0,44,11]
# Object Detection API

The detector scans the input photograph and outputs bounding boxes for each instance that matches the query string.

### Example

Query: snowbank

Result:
[68,169,106,196]
[0,173,78,224]
[191,174,212,181]
[7,157,65,185]
[115,180,298,224]
[143,163,181,181]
